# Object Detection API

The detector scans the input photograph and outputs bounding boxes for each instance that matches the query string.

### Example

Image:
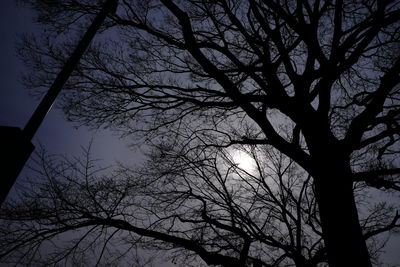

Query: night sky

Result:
[0,1,399,266]
[0,1,138,186]
[0,1,154,265]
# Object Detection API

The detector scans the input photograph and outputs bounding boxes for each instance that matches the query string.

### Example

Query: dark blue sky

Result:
[0,0,398,265]
[0,1,137,168]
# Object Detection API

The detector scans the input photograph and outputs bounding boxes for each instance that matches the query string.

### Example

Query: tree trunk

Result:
[313,164,372,267]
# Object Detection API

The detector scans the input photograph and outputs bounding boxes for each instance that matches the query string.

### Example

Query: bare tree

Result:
[0,142,329,266]
[0,138,397,266]
[6,0,400,266]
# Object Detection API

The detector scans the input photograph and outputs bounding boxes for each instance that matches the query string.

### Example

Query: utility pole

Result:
[0,0,118,206]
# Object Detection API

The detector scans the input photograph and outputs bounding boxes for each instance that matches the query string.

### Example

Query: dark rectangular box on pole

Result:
[0,126,34,205]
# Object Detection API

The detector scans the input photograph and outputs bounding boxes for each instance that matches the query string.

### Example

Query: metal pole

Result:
[24,0,118,140]
[1,0,118,206]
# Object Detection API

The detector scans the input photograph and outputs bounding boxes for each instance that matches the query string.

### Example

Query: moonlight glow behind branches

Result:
[231,149,256,172]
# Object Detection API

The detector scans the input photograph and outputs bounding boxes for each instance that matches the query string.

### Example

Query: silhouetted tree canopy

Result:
[1,142,396,266]
[1,0,400,266]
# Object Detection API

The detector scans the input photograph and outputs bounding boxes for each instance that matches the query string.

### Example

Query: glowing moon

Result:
[232,149,255,171]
